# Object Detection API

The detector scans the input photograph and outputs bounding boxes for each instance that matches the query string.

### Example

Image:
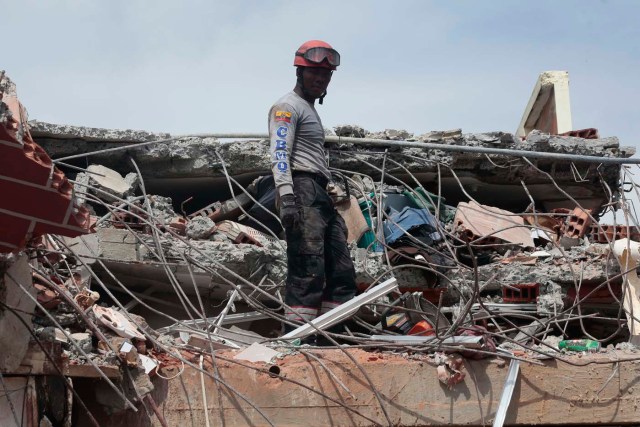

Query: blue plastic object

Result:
[383,207,442,245]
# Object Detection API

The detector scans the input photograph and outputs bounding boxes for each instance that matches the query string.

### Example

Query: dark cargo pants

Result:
[283,173,356,330]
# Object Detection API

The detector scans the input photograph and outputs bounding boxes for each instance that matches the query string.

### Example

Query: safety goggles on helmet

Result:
[296,47,340,67]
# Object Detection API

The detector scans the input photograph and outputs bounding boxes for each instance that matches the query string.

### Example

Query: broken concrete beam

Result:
[449,244,621,294]
[417,128,463,140]
[0,254,36,371]
[517,71,573,137]
[63,233,100,264]
[85,226,426,301]
[28,120,170,143]
[93,365,153,414]
[97,232,288,299]
[32,122,634,214]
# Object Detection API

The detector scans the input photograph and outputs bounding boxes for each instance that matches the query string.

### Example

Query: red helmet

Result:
[294,40,340,70]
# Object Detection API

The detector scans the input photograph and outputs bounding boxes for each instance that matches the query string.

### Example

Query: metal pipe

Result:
[493,357,520,427]
[52,132,640,165]
[326,135,638,165]
[212,286,241,335]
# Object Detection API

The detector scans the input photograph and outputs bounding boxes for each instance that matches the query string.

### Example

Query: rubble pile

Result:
[3,72,640,426]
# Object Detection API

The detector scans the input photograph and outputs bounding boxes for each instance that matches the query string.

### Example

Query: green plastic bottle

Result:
[558,339,601,352]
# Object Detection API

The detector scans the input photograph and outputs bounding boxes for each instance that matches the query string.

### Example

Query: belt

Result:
[292,170,329,188]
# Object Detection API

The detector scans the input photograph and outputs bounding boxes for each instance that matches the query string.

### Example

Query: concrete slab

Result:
[84,164,134,200]
[33,122,634,214]
[91,349,640,426]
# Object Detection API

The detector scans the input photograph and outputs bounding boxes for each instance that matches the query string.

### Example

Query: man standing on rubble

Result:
[268,40,356,337]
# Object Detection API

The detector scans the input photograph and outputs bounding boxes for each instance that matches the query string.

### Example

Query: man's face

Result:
[301,67,333,98]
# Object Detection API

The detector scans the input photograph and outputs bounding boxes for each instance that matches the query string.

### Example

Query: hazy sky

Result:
[3,0,639,150]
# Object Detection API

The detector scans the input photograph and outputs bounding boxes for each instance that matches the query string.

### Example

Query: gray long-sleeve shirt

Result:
[268,91,330,196]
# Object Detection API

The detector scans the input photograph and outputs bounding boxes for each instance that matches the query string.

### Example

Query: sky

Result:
[2,0,639,149]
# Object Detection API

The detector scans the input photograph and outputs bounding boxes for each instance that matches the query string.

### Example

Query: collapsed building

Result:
[2,69,640,426]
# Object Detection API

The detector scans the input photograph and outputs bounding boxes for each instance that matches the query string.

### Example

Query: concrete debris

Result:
[559,235,581,249]
[334,124,367,137]
[537,281,565,315]
[185,216,216,240]
[77,165,135,201]
[367,128,414,140]
[38,326,68,344]
[69,332,93,354]
[147,195,177,226]
[215,220,272,246]
[417,128,463,140]
[93,306,144,340]
[233,342,280,363]
[4,69,640,426]
[33,123,635,213]
[28,120,171,143]
[450,244,619,293]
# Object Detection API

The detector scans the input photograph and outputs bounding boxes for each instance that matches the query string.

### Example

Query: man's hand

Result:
[279,194,300,229]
